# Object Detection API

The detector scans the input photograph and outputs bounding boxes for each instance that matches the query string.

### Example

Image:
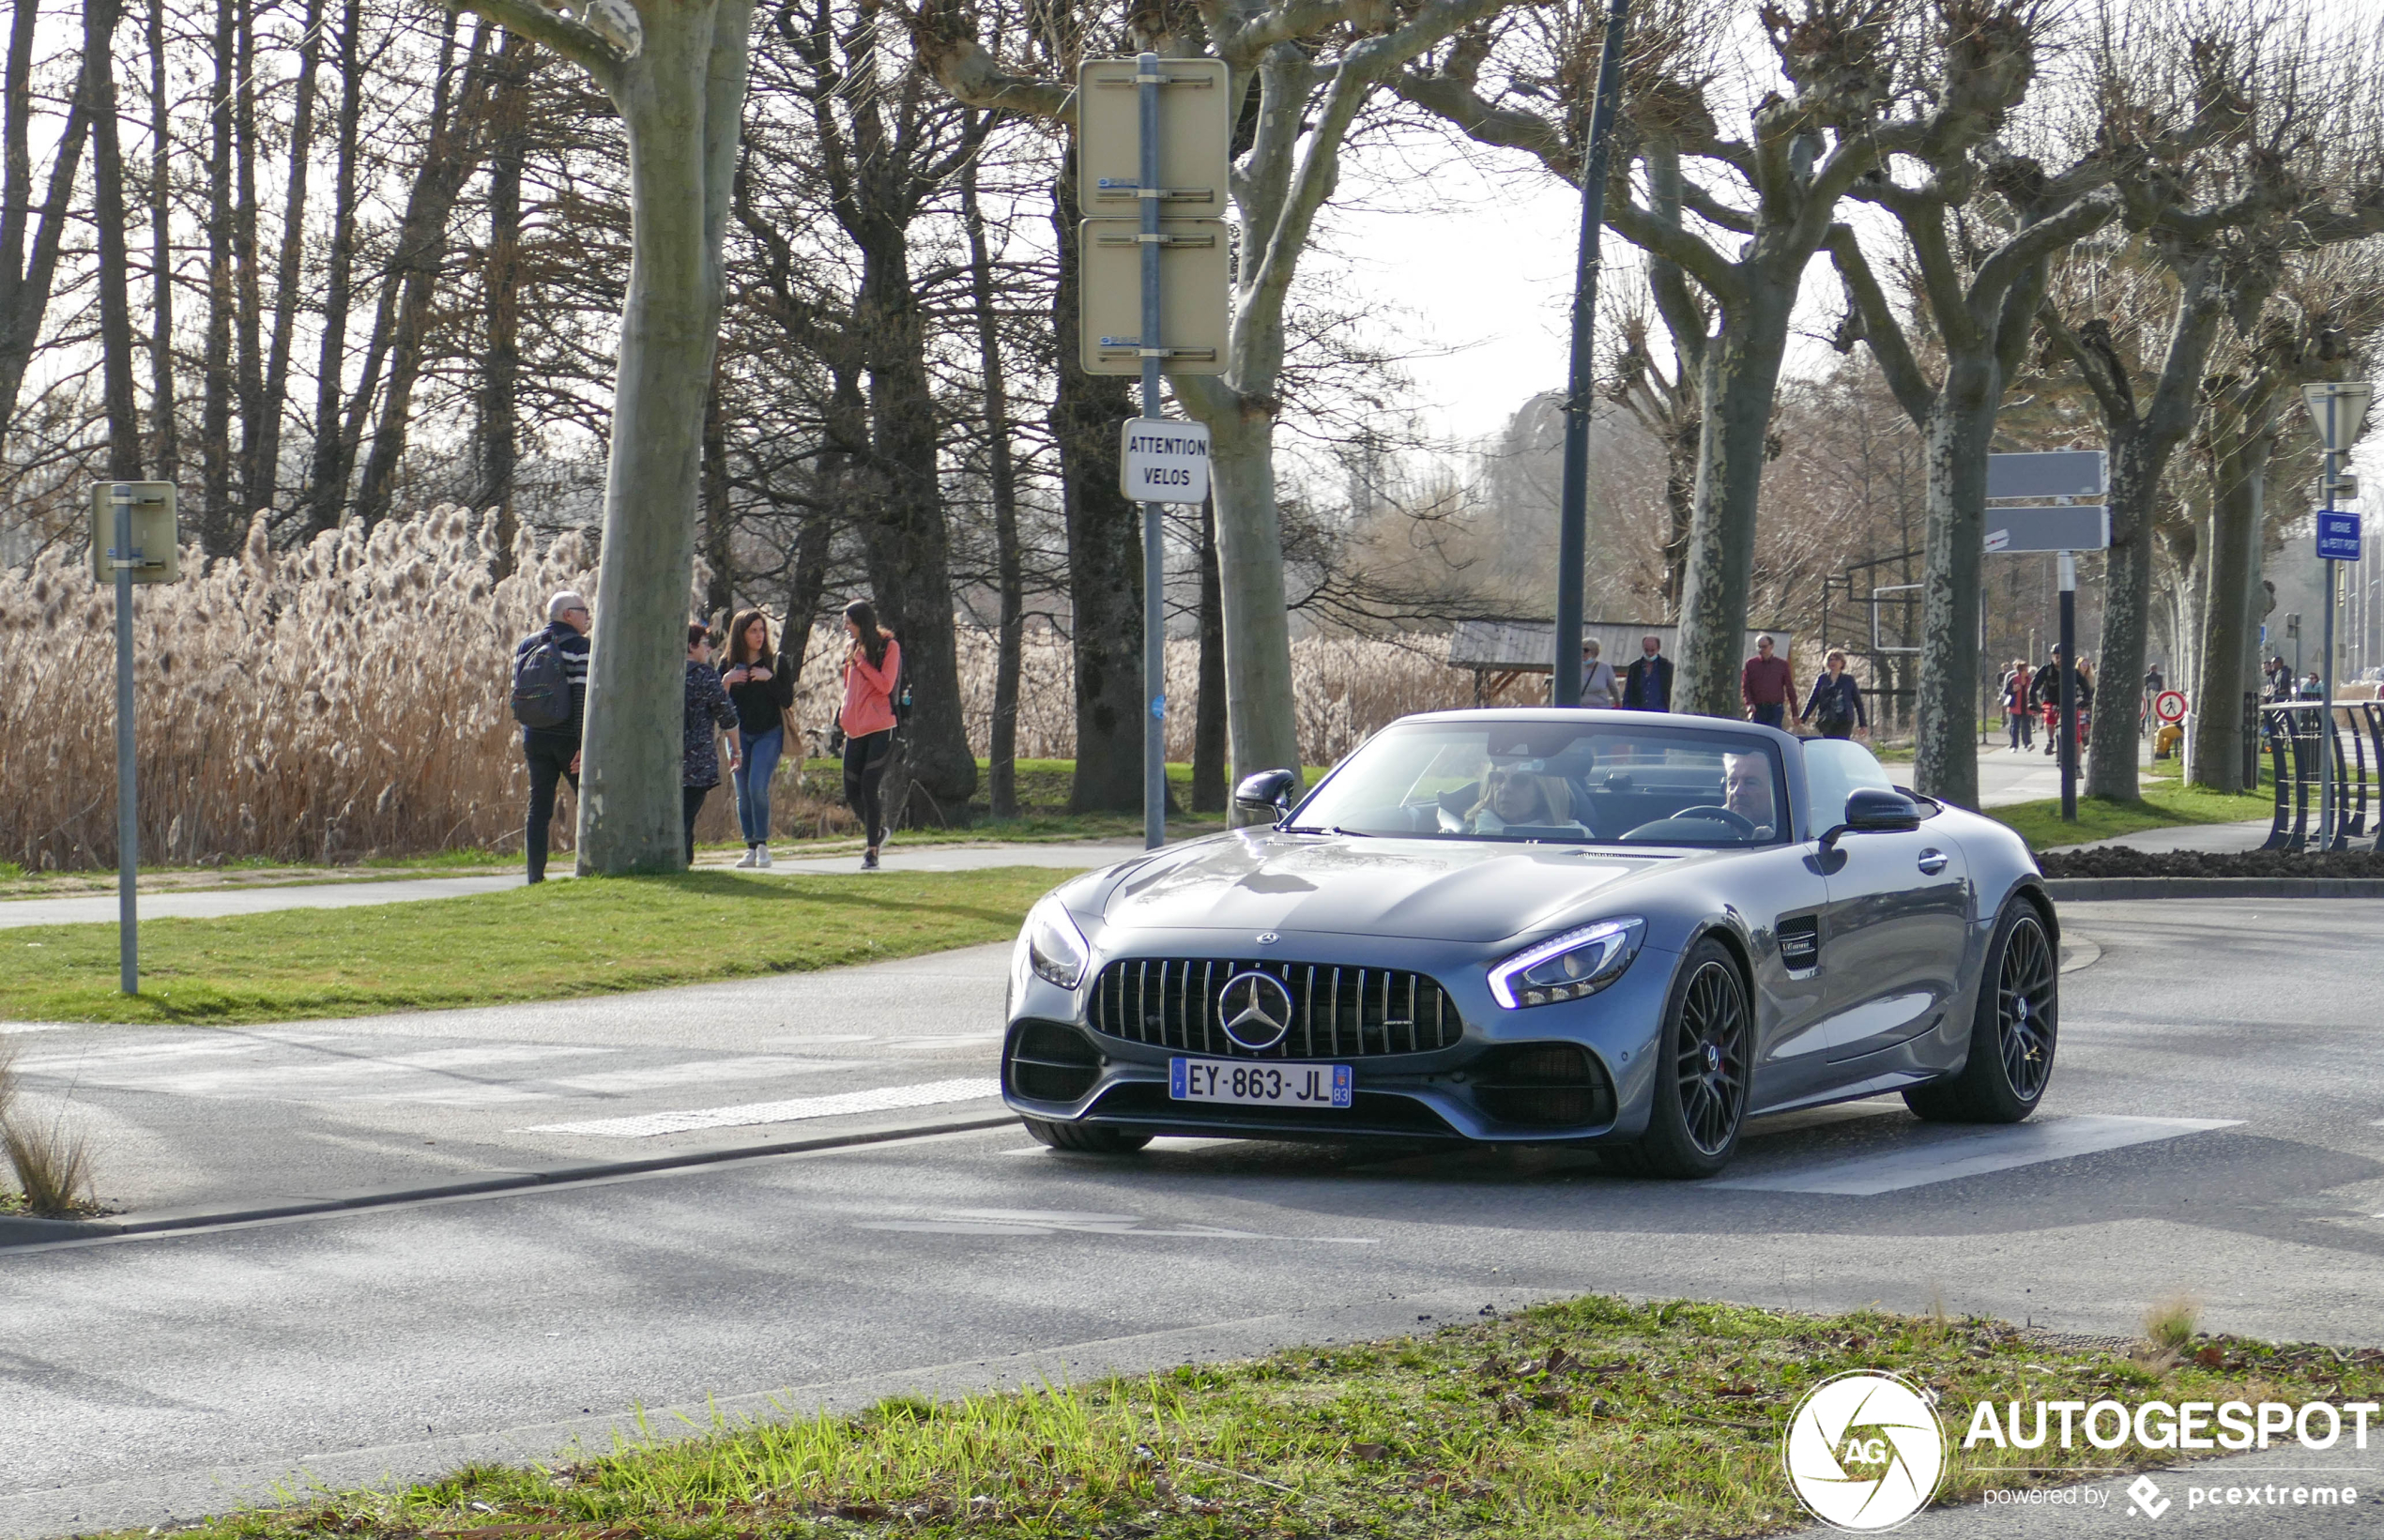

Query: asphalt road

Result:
[6,898,2384,1537]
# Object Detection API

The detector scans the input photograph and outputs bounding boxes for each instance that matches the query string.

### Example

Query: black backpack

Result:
[511,633,573,728]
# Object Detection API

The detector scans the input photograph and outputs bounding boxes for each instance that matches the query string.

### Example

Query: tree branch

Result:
[444,0,623,89]
[905,0,1074,124]
[1825,224,1931,424]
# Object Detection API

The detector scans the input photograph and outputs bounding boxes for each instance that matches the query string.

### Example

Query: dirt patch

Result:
[2038,846,2384,877]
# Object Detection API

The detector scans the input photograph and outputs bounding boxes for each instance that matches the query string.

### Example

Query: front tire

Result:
[1619,938,1752,1179]
[1904,898,2057,1123]
[1021,1117,1152,1154]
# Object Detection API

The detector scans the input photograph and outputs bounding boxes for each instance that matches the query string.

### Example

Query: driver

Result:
[1721,752,1777,839]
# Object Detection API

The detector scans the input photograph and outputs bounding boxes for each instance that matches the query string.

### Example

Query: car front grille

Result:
[1089,958,1463,1059]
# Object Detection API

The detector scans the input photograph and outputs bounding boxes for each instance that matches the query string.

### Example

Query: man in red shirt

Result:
[1741,634,1793,729]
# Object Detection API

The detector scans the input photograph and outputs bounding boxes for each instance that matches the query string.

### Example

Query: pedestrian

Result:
[2001,658,2034,750]
[719,608,796,869]
[2032,645,2091,755]
[1581,638,1621,708]
[682,622,740,867]
[839,599,902,871]
[2300,671,2324,700]
[512,589,591,884]
[2142,660,2165,738]
[1798,648,1867,740]
[1741,633,1792,729]
[1621,633,1673,711]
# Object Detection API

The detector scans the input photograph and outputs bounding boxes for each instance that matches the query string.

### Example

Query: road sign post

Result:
[1984,451,2108,820]
[91,480,179,994]
[2301,381,2372,850]
[1079,55,1230,850]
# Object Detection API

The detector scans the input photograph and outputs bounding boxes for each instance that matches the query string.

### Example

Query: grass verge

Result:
[151,1296,2384,1540]
[1988,772,2278,851]
[0,868,1059,1026]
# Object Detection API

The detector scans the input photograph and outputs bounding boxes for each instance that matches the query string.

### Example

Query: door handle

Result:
[1917,848,1948,876]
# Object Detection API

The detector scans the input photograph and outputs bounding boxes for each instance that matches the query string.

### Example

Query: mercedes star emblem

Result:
[1217,969,1295,1051]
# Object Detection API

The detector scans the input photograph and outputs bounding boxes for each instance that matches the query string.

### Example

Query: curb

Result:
[0,1111,1016,1250]
[2045,877,2384,900]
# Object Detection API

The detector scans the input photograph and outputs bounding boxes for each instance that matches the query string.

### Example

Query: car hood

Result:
[1094,831,1686,944]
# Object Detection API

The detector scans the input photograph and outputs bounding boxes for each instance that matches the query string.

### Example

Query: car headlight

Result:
[1022,896,1092,988]
[1489,917,1646,1009]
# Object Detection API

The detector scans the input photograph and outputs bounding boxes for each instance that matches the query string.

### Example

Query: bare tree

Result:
[914,0,1529,798]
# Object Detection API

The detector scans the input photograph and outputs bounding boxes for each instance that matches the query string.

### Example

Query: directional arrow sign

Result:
[1121,418,1211,503]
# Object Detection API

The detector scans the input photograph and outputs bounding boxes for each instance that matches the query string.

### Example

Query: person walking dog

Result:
[839,600,901,871]
[682,622,739,866]
[1798,649,1868,740]
[720,608,796,868]
[511,589,590,883]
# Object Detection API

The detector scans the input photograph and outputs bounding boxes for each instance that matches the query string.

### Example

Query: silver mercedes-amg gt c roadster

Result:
[1001,709,2057,1178]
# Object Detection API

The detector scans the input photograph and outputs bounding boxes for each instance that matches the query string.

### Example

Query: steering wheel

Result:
[1671,804,1758,835]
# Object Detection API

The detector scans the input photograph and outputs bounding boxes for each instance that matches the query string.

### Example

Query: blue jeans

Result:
[1750,702,1784,730]
[732,725,785,845]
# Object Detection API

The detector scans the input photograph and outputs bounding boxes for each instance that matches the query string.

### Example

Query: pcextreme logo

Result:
[1783,1371,1948,1532]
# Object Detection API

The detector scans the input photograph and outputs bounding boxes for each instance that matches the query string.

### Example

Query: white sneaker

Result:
[756,846,772,869]
[734,846,759,869]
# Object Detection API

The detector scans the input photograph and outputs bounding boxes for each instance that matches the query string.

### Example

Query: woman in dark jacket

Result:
[720,608,797,868]
[1797,649,1868,740]
[682,623,740,864]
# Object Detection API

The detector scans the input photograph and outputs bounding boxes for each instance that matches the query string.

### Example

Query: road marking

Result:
[519,1076,1003,1136]
[856,1207,1379,1243]
[1708,1115,2242,1196]
[543,1056,848,1094]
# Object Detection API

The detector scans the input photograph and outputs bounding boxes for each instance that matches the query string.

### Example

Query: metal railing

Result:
[2258,701,2384,852]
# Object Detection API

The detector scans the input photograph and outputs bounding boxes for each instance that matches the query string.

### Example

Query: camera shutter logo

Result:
[1782,1371,1947,1532]
[1217,970,1295,1050]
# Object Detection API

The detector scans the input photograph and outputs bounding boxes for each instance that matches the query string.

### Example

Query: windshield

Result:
[1291,719,1790,847]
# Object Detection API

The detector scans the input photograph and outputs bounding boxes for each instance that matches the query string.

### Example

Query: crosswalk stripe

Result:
[1707,1114,2241,1196]
[517,1076,1004,1137]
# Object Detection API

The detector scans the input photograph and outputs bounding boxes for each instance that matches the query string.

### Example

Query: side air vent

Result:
[1777,914,1821,972]
[1471,1043,1616,1130]
[1007,1021,1103,1104]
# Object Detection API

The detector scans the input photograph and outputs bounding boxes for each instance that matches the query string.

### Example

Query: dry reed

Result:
[2,508,1482,866]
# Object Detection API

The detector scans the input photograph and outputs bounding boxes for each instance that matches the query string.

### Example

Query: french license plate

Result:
[1169,1057,1353,1109]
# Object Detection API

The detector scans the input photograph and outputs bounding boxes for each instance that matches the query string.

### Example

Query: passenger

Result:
[1467,770,1587,836]
[1721,753,1778,839]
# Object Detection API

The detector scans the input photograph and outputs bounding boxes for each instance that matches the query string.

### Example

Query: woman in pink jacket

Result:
[839,599,902,869]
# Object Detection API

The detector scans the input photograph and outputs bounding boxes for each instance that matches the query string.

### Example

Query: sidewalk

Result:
[0,840,1152,930]
[0,942,1021,1244]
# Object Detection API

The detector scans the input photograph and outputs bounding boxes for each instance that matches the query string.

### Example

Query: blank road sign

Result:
[1076,58,1231,215]
[2317,510,2361,561]
[1984,505,2111,554]
[1986,450,2106,500]
[1078,219,1230,374]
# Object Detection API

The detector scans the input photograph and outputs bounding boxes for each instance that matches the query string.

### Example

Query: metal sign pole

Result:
[1137,51,1167,851]
[1551,0,1629,708]
[112,483,140,993]
[2058,549,2077,823]
[2320,396,2338,848]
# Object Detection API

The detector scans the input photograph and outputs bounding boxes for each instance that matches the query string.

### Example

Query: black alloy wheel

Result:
[1995,911,2057,1101]
[1614,937,1750,1179]
[1677,960,1750,1155]
[1905,899,2058,1123]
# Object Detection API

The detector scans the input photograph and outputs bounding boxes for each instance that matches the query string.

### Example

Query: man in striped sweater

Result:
[517,590,592,882]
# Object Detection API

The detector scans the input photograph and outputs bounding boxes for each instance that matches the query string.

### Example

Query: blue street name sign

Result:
[2317,510,2361,562]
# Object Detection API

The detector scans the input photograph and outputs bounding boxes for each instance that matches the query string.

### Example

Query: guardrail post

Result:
[2338,704,2367,840]
[2261,704,2292,849]
[2288,706,2316,851]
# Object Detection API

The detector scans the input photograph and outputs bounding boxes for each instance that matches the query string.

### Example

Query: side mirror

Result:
[1234,768,1302,823]
[1819,786,1920,849]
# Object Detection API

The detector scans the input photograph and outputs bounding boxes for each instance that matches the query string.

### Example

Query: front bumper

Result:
[1003,926,1681,1143]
